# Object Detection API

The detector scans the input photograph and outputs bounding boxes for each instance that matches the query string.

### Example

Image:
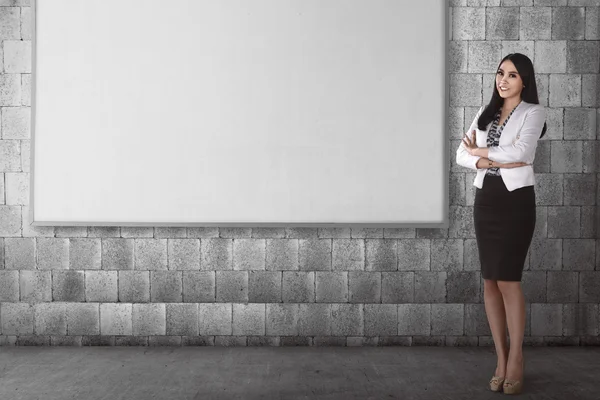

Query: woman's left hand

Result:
[462,130,480,156]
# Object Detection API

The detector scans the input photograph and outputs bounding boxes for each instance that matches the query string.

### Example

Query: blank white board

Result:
[31,0,447,227]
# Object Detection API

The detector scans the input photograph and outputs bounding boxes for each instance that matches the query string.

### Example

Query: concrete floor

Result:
[0,347,599,400]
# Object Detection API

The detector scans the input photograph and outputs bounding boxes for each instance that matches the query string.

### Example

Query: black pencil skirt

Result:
[474,174,536,282]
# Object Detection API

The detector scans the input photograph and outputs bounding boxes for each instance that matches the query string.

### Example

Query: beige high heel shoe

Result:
[503,379,523,395]
[503,359,524,395]
[489,375,505,392]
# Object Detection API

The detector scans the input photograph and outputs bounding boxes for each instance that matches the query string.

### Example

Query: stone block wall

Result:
[0,0,598,346]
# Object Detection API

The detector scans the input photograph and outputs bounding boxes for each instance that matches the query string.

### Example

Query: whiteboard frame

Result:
[29,0,450,228]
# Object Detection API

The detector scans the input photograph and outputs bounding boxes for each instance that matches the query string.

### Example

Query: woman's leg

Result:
[483,279,509,377]
[497,280,526,381]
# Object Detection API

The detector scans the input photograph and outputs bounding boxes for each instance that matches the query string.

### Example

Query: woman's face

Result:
[496,59,524,100]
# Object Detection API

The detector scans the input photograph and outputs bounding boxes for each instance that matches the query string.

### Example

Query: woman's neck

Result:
[502,97,522,112]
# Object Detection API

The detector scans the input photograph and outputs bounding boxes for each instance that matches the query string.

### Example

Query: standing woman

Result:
[456,53,547,395]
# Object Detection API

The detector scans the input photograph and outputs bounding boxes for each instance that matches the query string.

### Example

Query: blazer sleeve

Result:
[456,106,483,170]
[487,104,546,164]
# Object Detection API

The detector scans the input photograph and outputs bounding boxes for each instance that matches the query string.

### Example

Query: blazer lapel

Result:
[499,102,525,146]
[475,101,528,147]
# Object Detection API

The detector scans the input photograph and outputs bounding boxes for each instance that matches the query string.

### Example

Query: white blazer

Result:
[455,101,546,192]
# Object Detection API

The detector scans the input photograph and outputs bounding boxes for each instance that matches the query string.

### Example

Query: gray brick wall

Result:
[0,2,598,347]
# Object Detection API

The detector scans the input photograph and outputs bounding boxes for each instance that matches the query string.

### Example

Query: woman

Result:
[456,53,547,395]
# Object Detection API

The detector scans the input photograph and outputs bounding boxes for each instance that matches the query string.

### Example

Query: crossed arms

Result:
[456,104,546,170]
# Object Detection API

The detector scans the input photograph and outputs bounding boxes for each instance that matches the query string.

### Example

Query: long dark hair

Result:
[477,53,547,139]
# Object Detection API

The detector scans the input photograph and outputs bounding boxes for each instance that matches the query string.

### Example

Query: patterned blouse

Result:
[486,102,520,176]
